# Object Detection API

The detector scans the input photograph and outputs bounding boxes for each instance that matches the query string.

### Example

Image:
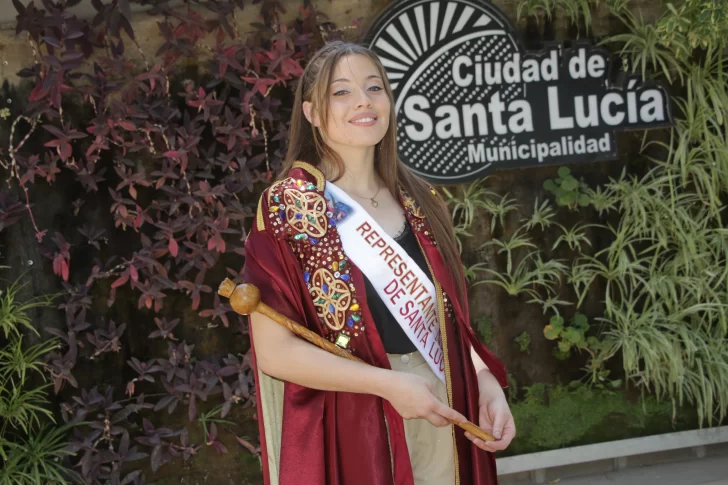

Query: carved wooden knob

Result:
[218,278,261,315]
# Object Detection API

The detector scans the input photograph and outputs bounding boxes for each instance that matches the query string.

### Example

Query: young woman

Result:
[243,41,515,485]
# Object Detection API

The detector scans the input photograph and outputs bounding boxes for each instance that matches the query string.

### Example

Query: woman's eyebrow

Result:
[330,75,382,84]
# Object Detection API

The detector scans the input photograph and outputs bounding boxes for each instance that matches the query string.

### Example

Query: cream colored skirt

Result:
[387,351,456,485]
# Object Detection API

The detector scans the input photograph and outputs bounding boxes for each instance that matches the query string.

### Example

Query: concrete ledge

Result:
[497,426,728,476]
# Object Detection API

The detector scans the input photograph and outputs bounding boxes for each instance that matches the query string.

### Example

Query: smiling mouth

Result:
[350,117,377,124]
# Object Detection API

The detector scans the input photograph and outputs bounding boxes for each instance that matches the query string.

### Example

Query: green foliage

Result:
[656,1,728,54]
[0,424,78,485]
[603,9,687,83]
[485,0,728,425]
[473,314,494,345]
[0,275,75,485]
[505,382,697,456]
[516,0,601,32]
[543,167,592,210]
[0,278,56,340]
[543,313,589,350]
[514,331,531,353]
[517,0,555,24]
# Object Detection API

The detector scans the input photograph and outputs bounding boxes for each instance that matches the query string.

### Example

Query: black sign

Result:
[362,0,674,183]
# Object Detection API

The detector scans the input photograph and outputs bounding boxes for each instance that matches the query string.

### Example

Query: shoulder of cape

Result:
[254,161,327,237]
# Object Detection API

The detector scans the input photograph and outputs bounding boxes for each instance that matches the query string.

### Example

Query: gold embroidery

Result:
[256,193,265,231]
[292,160,325,190]
[266,179,288,206]
[284,188,328,238]
[403,194,426,219]
[310,268,352,331]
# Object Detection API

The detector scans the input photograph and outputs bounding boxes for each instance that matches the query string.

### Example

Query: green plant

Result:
[505,382,696,456]
[601,9,687,83]
[473,314,494,345]
[515,331,531,353]
[543,167,592,210]
[544,313,589,354]
[0,278,56,340]
[552,222,594,252]
[0,424,78,485]
[517,0,600,32]
[543,313,616,384]
[0,275,76,485]
[656,1,728,54]
[442,178,500,253]
[198,404,236,455]
[522,198,557,232]
[517,0,555,24]
[557,0,598,31]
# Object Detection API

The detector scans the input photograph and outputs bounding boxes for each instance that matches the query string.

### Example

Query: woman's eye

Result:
[369,86,383,92]
[333,90,348,96]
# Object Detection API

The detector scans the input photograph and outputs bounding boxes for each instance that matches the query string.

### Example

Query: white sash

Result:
[324,181,446,383]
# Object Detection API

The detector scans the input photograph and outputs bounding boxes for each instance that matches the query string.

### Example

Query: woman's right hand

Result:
[382,372,467,427]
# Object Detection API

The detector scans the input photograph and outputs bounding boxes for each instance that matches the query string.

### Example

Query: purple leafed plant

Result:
[2,0,350,482]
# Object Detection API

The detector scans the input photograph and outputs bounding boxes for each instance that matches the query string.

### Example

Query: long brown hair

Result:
[278,41,466,305]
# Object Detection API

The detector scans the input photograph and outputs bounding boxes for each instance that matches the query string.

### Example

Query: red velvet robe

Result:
[242,161,508,485]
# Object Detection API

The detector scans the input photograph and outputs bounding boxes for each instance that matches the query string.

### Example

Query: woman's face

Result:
[305,54,391,152]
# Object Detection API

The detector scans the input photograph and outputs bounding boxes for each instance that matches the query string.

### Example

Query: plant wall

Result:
[0,0,727,482]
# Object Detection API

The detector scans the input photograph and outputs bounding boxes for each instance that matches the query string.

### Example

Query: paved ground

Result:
[544,455,728,485]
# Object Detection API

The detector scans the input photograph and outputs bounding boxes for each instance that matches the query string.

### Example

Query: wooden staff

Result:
[218,278,495,443]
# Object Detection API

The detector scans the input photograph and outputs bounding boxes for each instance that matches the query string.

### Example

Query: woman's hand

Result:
[382,372,467,428]
[464,369,516,453]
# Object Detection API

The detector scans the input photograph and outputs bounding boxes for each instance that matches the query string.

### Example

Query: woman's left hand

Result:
[463,370,516,453]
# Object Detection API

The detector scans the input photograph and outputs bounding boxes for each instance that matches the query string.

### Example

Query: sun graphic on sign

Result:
[364,0,522,181]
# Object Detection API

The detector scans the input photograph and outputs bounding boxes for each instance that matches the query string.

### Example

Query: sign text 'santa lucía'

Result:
[362,0,674,183]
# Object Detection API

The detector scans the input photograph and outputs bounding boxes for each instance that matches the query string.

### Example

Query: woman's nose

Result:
[355,88,373,107]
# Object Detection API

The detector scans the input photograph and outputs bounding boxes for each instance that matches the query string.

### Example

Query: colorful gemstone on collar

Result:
[329,218,336,226]
[310,237,319,245]
[347,316,355,327]
[350,303,359,311]
[352,314,360,322]
[296,179,302,186]
[294,233,308,240]
[304,271,310,283]
[339,260,346,269]
[295,213,303,219]
[322,283,329,293]
[332,261,339,271]
[340,274,350,281]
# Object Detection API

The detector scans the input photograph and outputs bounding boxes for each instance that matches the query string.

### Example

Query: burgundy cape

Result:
[242,161,508,485]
